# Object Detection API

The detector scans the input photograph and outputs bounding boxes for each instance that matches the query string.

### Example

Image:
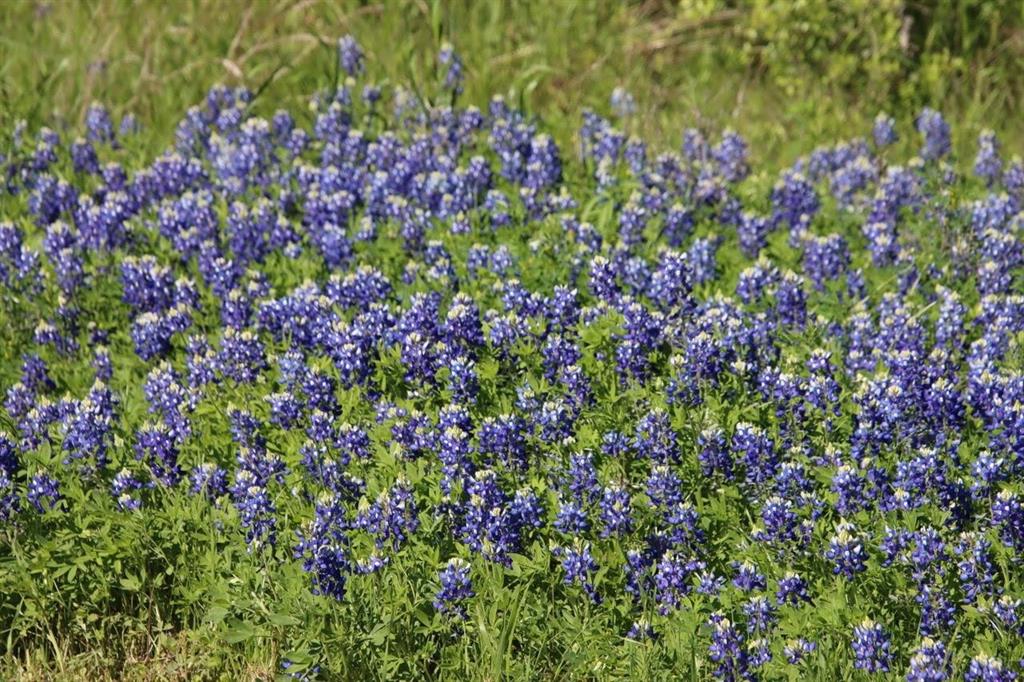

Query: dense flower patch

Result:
[2,35,1024,678]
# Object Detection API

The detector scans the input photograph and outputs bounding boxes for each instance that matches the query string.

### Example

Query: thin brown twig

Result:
[228,5,254,58]
[629,9,744,55]
[236,32,320,67]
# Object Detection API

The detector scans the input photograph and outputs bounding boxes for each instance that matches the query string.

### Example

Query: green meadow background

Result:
[2,1,1023,165]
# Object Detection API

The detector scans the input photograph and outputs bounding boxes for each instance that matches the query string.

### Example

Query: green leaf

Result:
[223,619,258,644]
[477,358,500,381]
[265,612,300,627]
[414,606,434,628]
[366,622,390,645]
[119,576,141,592]
[205,605,229,624]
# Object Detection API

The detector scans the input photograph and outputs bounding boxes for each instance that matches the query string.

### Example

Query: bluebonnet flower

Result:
[873,112,898,147]
[12,34,1024,664]
[525,133,562,190]
[143,363,194,441]
[974,130,1002,184]
[27,471,60,512]
[736,260,778,304]
[85,103,116,145]
[737,211,772,259]
[626,619,656,641]
[732,561,766,593]
[337,35,364,76]
[294,493,351,600]
[1003,156,1024,195]
[698,427,732,479]
[217,328,267,383]
[992,594,1021,630]
[802,233,850,290]
[783,638,816,665]
[535,398,575,444]
[12,398,60,451]
[771,170,819,239]
[190,463,228,501]
[852,618,892,673]
[554,497,589,535]
[827,521,869,578]
[565,451,600,503]
[554,541,600,603]
[184,334,220,389]
[0,470,19,522]
[831,155,877,207]
[915,582,957,636]
[731,422,778,487]
[434,558,474,619]
[266,391,303,430]
[61,381,116,475]
[301,368,337,414]
[438,42,464,94]
[992,491,1024,553]
[354,479,419,550]
[622,139,648,179]
[121,255,175,313]
[645,464,683,509]
[954,532,996,605]
[776,572,811,606]
[231,470,277,551]
[832,464,869,515]
[686,236,719,284]
[681,127,709,163]
[618,195,649,248]
[747,637,771,669]
[18,353,53,393]
[916,108,951,161]
[458,470,540,565]
[111,468,145,511]
[134,423,181,486]
[634,409,679,464]
[696,569,726,597]
[0,434,18,479]
[71,137,99,174]
[906,638,949,682]
[712,130,749,183]
[707,613,749,681]
[478,414,528,471]
[599,484,632,537]
[663,202,693,247]
[542,334,581,379]
[130,304,192,361]
[965,654,1017,682]
[92,346,113,382]
[743,594,777,635]
[755,495,798,544]
[610,87,636,118]
[774,271,807,328]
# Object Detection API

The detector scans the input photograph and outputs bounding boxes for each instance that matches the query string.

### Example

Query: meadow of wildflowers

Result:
[2,31,1024,680]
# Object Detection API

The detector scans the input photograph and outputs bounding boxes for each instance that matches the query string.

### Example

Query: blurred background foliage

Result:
[2,0,1023,166]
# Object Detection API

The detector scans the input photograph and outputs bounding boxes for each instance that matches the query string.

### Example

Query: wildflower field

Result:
[3,3,1024,681]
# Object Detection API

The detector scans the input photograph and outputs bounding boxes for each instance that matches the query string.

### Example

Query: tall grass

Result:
[2,1,1022,166]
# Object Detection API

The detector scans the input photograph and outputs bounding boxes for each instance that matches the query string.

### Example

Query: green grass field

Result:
[2,2,1024,680]
[3,1,1022,167]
